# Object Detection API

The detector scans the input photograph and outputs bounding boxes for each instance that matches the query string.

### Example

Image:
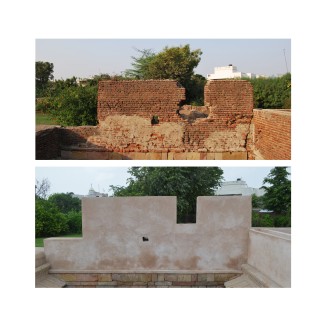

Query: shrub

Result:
[252,212,274,227]
[249,73,291,109]
[66,211,82,234]
[273,213,291,227]
[49,85,98,126]
[35,199,68,237]
[36,97,52,113]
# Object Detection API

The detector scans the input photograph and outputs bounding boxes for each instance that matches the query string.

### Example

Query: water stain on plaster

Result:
[139,251,158,269]
[174,256,200,269]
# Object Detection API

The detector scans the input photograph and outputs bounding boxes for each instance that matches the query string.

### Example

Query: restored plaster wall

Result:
[44,196,251,272]
[248,228,291,287]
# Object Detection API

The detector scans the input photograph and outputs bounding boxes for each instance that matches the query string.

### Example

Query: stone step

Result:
[224,274,260,288]
[35,247,47,268]
[224,264,281,288]
[35,248,66,288]
[36,275,66,288]
[36,262,51,279]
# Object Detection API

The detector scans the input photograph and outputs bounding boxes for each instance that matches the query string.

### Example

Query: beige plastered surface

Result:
[248,228,291,287]
[44,196,251,272]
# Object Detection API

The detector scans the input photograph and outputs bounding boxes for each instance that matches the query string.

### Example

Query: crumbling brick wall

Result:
[37,79,291,160]
[250,109,291,160]
[182,80,253,153]
[59,126,99,147]
[35,126,61,159]
[90,79,253,156]
[35,126,99,159]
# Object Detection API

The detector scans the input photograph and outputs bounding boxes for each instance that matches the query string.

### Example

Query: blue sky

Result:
[35,39,291,80]
[35,166,290,196]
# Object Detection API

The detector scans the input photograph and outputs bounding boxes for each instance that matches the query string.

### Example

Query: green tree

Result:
[186,74,207,105]
[125,49,156,79]
[35,199,68,237]
[147,45,202,87]
[252,193,264,209]
[48,192,81,214]
[261,167,291,215]
[36,61,54,97]
[110,167,224,223]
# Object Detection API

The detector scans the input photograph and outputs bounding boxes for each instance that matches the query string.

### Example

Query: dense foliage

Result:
[48,193,81,214]
[35,199,68,237]
[35,184,82,237]
[110,167,224,223]
[252,212,291,227]
[48,85,98,126]
[65,210,83,234]
[252,167,291,227]
[248,73,291,108]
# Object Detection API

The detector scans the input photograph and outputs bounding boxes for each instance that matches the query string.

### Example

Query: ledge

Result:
[49,269,242,274]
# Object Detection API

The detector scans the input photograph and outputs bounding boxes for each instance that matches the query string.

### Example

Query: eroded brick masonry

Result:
[36,80,291,160]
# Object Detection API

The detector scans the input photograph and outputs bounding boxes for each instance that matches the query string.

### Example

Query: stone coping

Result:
[49,269,242,274]
[250,227,291,241]
[253,108,291,115]
[241,264,281,288]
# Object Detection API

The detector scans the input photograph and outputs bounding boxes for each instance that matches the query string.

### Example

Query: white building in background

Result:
[207,64,266,80]
[73,184,108,199]
[215,178,265,197]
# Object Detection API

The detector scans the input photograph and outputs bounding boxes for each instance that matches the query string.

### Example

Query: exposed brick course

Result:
[249,109,291,160]
[97,80,186,122]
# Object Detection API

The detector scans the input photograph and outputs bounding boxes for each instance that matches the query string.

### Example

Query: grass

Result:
[35,111,58,125]
[36,233,82,247]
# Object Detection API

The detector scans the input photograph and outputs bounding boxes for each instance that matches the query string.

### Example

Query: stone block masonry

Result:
[53,271,240,288]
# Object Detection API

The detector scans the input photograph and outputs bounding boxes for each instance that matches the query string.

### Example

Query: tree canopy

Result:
[125,48,156,79]
[261,167,291,215]
[110,167,224,223]
[36,61,54,96]
[48,192,81,214]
